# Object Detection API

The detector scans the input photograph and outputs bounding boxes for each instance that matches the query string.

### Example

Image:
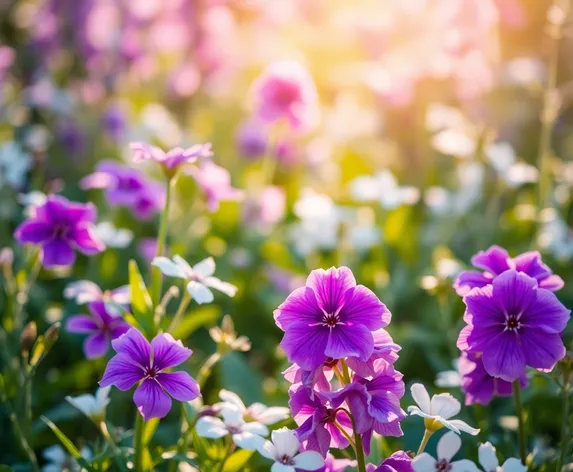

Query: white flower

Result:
[258,427,324,472]
[216,389,290,425]
[92,222,133,249]
[41,445,92,472]
[478,442,527,472]
[195,404,268,451]
[0,141,32,189]
[408,383,479,435]
[413,431,480,472]
[18,191,47,217]
[64,281,130,316]
[66,386,111,421]
[152,255,237,304]
[435,360,462,388]
[431,129,475,158]
[349,171,420,209]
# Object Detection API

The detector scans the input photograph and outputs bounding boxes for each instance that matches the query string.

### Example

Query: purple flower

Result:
[250,60,319,133]
[274,267,391,371]
[454,245,564,296]
[66,301,130,359]
[64,280,131,315]
[186,161,244,212]
[99,328,201,420]
[131,141,213,174]
[458,352,527,406]
[138,238,159,263]
[101,105,126,142]
[289,385,353,457]
[14,195,105,268]
[366,451,414,472]
[236,120,267,160]
[457,270,570,382]
[317,454,356,472]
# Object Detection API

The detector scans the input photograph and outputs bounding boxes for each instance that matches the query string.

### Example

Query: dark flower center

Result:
[323,408,337,424]
[144,366,160,379]
[227,425,242,435]
[435,459,452,471]
[280,454,295,465]
[324,357,339,368]
[53,224,69,239]
[504,313,522,333]
[322,313,340,328]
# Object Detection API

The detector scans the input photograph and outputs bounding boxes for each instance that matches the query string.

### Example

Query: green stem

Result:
[333,421,356,454]
[197,352,223,388]
[8,406,39,471]
[100,421,128,472]
[216,438,235,472]
[416,429,433,456]
[167,290,192,333]
[134,413,145,472]
[348,413,367,472]
[513,380,527,464]
[340,359,352,385]
[557,382,570,472]
[151,177,174,308]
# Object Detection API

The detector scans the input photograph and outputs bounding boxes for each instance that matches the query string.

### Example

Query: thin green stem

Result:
[557,382,570,472]
[100,421,128,472]
[340,359,352,385]
[134,413,145,472]
[151,177,174,308]
[9,407,39,471]
[334,421,356,454]
[416,429,433,456]
[216,438,235,472]
[513,380,527,465]
[168,290,192,333]
[349,413,367,472]
[197,352,222,388]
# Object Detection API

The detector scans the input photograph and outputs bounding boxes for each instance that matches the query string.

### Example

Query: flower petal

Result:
[111,328,151,368]
[99,354,143,390]
[84,332,109,359]
[42,239,76,267]
[524,289,571,334]
[274,286,322,331]
[195,416,228,438]
[538,274,564,292]
[447,420,480,435]
[157,371,200,402]
[66,315,98,333]
[430,393,460,420]
[293,450,325,470]
[186,281,214,304]
[257,440,277,461]
[412,453,437,472]
[501,458,527,472]
[481,331,526,382]
[471,246,512,275]
[411,383,431,414]
[151,333,192,370]
[492,270,537,316]
[437,431,461,462]
[341,285,390,330]
[192,257,216,277]
[450,459,481,472]
[14,220,53,244]
[219,389,247,411]
[232,431,266,450]
[454,270,493,296]
[324,324,374,362]
[204,277,238,297]
[306,267,356,314]
[478,442,499,471]
[152,257,186,278]
[271,427,300,459]
[271,464,295,472]
[407,406,434,420]
[280,321,329,371]
[70,223,105,255]
[520,328,566,372]
[134,379,172,420]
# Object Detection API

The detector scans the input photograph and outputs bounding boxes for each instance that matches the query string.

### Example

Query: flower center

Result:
[504,313,522,333]
[280,454,295,465]
[435,459,452,471]
[323,408,337,424]
[227,425,242,435]
[322,312,340,328]
[53,224,69,239]
[144,366,160,379]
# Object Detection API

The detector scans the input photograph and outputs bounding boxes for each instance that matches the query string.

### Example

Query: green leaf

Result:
[41,416,95,471]
[29,323,60,370]
[129,259,154,336]
[219,352,263,405]
[143,417,160,444]
[223,450,254,472]
[171,307,220,339]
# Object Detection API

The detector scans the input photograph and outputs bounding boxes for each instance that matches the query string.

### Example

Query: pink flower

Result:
[187,161,243,212]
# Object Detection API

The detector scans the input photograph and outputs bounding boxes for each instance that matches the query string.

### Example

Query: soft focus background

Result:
[1,0,573,469]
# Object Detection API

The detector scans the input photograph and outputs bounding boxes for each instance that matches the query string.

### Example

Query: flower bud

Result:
[20,321,37,354]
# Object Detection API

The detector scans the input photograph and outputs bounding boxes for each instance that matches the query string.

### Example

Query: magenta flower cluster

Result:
[454,246,570,404]
[275,266,411,469]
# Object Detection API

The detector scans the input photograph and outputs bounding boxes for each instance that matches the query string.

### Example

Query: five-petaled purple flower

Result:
[66,301,130,359]
[457,270,570,382]
[100,328,201,420]
[14,195,105,268]
[454,245,564,296]
[130,141,213,176]
[275,267,390,371]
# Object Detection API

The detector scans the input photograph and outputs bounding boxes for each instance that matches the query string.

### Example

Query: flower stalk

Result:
[167,290,192,333]
[416,429,433,456]
[558,380,570,471]
[513,380,527,465]
[134,412,145,472]
[216,438,235,472]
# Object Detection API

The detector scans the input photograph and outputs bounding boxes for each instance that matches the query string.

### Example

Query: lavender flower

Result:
[131,141,213,175]
[236,120,267,160]
[457,270,570,381]
[64,280,130,315]
[101,105,126,142]
[319,454,356,472]
[14,195,105,268]
[366,451,413,472]
[66,301,131,359]
[257,427,324,472]
[412,432,480,472]
[99,328,200,420]
[186,161,243,212]
[454,245,564,296]
[274,266,390,371]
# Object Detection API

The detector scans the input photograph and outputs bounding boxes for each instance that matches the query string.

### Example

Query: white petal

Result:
[257,440,277,461]
[242,421,269,437]
[448,419,480,436]
[438,418,461,434]
[195,417,228,439]
[152,257,186,278]
[438,431,462,462]
[412,453,437,472]
[430,393,461,419]
[186,281,214,304]
[271,427,299,458]
[408,406,434,420]
[204,277,238,297]
[435,370,462,388]
[42,445,66,464]
[250,405,290,424]
[411,383,432,414]
[80,446,93,461]
[450,459,481,472]
[232,431,266,450]
[95,386,111,409]
[66,395,97,416]
[478,442,499,471]
[172,255,194,276]
[110,285,131,304]
[501,458,527,472]
[192,257,216,277]
[221,404,245,426]
[271,464,296,472]
[293,450,325,471]
[219,390,246,411]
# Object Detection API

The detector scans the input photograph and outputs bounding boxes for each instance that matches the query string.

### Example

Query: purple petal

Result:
[303,422,332,457]
[325,324,374,362]
[14,220,53,244]
[157,371,201,402]
[525,289,571,334]
[84,332,109,359]
[66,315,98,333]
[66,201,97,223]
[463,285,502,326]
[539,274,565,292]
[36,196,69,223]
[492,270,537,315]
[368,390,404,424]
[368,365,405,398]
[70,224,105,255]
[151,333,192,370]
[280,321,329,370]
[513,251,551,278]
[453,270,493,296]
[373,418,403,437]
[461,323,504,354]
[306,267,356,314]
[273,286,322,331]
[80,171,116,190]
[88,301,115,324]
[42,239,76,267]
[111,328,151,367]
[481,331,526,382]
[341,285,389,330]
[99,353,144,390]
[134,379,172,420]
[520,328,566,371]
[110,321,131,339]
[471,245,512,275]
